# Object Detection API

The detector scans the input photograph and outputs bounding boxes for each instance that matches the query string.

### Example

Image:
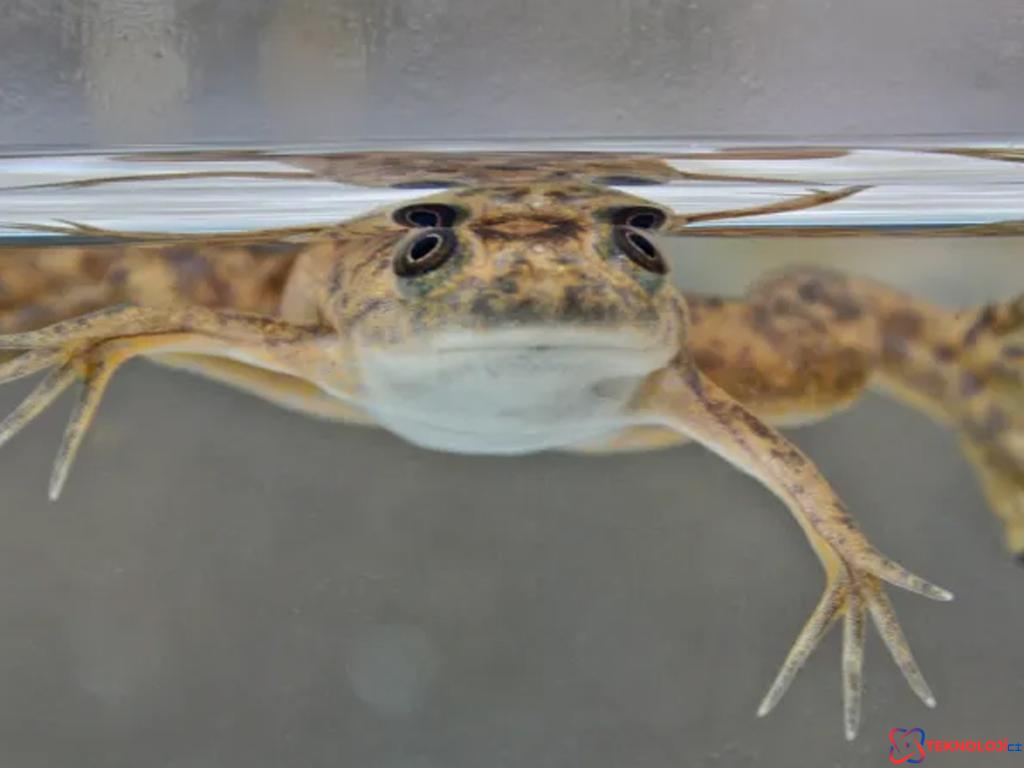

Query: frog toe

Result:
[758,562,938,740]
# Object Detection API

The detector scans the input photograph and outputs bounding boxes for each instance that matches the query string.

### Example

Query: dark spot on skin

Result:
[683,366,704,397]
[497,278,518,294]
[833,347,867,392]
[349,298,386,325]
[694,348,725,371]
[507,298,543,323]
[351,251,386,280]
[964,305,997,346]
[247,241,305,257]
[328,264,345,295]
[561,285,585,319]
[486,187,532,203]
[772,297,794,315]
[769,446,804,469]
[798,279,825,303]
[470,294,496,319]
[934,343,958,362]
[262,261,292,304]
[960,371,984,397]
[470,214,584,243]
[732,403,775,440]
[751,306,774,338]
[80,253,109,281]
[826,297,863,322]
[883,310,924,339]
[1003,344,1023,360]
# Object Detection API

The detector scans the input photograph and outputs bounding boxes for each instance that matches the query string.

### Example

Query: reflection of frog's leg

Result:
[0,306,327,499]
[664,185,867,232]
[3,219,336,247]
[4,170,314,192]
[630,362,950,740]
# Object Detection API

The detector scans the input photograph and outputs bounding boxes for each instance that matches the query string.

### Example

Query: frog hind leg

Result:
[529,265,1022,555]
[732,267,1024,559]
[874,291,1024,558]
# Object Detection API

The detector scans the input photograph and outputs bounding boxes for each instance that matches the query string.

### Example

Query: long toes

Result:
[48,359,116,501]
[0,363,77,449]
[842,588,867,740]
[855,553,953,602]
[866,585,936,708]
[757,580,844,718]
[0,349,65,384]
[757,571,941,740]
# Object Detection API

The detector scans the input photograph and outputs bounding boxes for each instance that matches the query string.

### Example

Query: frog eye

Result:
[393,229,457,277]
[393,203,460,228]
[614,227,666,275]
[612,206,666,230]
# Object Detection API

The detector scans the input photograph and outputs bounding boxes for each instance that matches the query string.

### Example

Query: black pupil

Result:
[626,231,657,260]
[627,211,658,229]
[407,209,441,227]
[409,234,441,261]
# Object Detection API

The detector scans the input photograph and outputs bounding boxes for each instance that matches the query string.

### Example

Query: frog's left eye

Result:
[612,207,666,230]
[393,203,460,228]
[393,229,458,277]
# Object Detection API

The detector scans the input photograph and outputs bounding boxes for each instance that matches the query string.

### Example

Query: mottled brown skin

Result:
[0,182,1020,741]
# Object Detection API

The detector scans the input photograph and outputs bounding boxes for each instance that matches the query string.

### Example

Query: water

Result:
[2,143,1024,240]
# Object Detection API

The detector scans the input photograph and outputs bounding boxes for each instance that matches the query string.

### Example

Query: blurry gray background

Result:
[2,0,1024,146]
[1,2,1024,768]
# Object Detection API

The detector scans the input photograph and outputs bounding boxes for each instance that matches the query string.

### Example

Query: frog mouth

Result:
[424,327,668,357]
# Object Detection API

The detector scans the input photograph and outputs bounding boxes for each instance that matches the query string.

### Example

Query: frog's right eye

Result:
[611,206,666,230]
[392,203,460,229]
[393,229,458,277]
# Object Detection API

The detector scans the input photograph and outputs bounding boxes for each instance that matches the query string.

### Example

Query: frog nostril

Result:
[393,229,457,277]
[614,228,666,275]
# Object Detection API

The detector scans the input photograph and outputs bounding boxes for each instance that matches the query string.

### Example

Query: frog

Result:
[0,180,1020,741]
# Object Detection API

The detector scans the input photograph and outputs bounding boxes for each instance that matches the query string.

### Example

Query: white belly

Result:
[354,330,671,454]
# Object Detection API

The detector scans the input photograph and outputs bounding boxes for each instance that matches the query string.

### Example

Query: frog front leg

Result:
[0,305,334,499]
[630,360,951,740]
